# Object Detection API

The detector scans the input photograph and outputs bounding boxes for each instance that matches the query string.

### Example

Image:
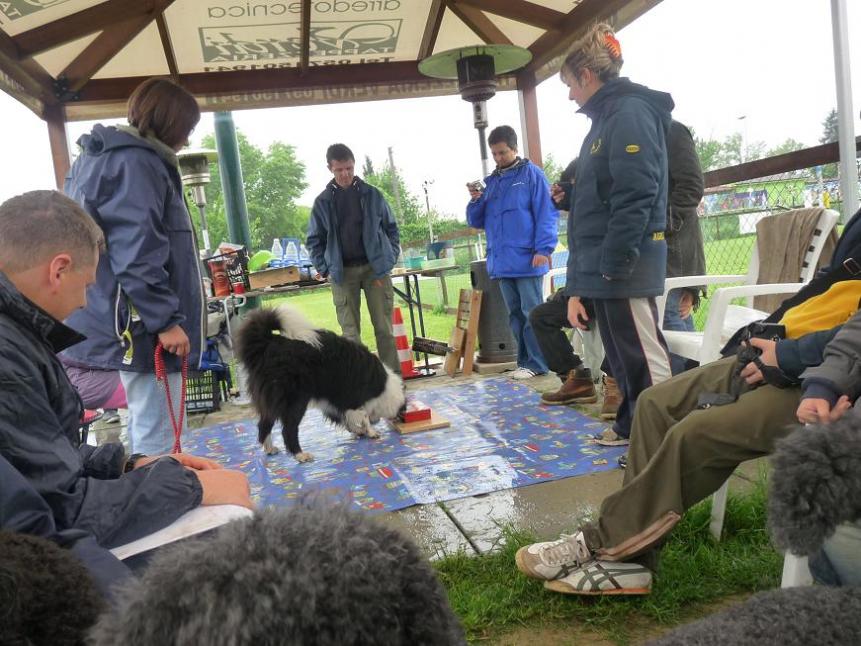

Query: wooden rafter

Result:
[448,3,512,45]
[57,0,176,95]
[0,30,56,106]
[419,0,447,60]
[455,0,564,31]
[13,0,155,60]
[299,0,311,73]
[155,14,178,77]
[75,61,439,103]
[527,0,635,73]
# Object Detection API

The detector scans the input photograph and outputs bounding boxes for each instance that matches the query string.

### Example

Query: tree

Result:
[362,155,375,177]
[820,108,839,144]
[541,153,564,184]
[766,138,805,157]
[694,134,724,172]
[197,131,308,252]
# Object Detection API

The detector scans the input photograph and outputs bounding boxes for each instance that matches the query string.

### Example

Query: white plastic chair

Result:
[656,208,839,540]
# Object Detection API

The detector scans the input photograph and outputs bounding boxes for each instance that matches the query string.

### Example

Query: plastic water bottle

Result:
[284,240,299,267]
[270,238,283,268]
[299,244,312,280]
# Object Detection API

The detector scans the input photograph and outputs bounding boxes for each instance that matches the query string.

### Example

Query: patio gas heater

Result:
[418,45,532,177]
[177,148,219,258]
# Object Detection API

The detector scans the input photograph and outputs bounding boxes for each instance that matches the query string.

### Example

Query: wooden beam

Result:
[299,0,311,73]
[58,0,175,94]
[516,69,542,165]
[75,61,432,102]
[0,30,56,105]
[45,103,70,189]
[156,13,179,77]
[456,0,565,31]
[13,0,154,59]
[448,2,512,45]
[418,0,447,60]
[527,0,632,73]
[703,138,861,189]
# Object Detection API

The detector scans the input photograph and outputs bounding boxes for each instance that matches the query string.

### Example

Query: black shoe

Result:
[617,454,627,469]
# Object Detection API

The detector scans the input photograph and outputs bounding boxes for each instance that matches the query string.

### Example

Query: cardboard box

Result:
[248,265,300,289]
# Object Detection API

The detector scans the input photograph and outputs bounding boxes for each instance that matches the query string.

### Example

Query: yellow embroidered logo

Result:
[626,144,640,153]
[590,138,602,154]
[652,231,665,241]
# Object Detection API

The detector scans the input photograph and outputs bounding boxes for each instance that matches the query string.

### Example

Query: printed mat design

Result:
[183,378,625,513]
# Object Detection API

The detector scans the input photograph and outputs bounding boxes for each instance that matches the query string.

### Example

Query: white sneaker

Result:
[515,531,593,580]
[543,559,652,595]
[509,367,537,380]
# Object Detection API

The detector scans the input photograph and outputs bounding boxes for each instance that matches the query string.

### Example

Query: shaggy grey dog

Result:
[646,586,861,645]
[768,417,861,555]
[89,504,465,646]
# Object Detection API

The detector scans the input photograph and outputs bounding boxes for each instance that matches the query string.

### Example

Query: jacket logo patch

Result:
[625,144,640,153]
[652,231,665,241]
[512,181,525,187]
[590,138,602,155]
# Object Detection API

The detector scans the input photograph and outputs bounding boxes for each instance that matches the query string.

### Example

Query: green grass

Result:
[434,477,780,644]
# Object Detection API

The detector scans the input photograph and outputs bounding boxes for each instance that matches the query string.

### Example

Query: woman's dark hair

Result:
[127,77,200,149]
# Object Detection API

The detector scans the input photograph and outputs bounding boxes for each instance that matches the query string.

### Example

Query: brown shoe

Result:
[541,369,597,405]
[600,376,621,420]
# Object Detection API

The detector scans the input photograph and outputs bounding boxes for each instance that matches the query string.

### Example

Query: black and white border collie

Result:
[236,305,405,462]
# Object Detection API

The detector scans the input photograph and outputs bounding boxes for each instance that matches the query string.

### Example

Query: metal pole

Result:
[830,0,859,220]
[477,125,490,177]
[423,180,434,242]
[213,111,259,313]
[387,146,403,220]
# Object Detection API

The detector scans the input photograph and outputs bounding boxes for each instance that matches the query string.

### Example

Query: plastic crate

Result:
[185,370,222,414]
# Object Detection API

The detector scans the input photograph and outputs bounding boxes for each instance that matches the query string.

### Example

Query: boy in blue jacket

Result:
[466,125,558,379]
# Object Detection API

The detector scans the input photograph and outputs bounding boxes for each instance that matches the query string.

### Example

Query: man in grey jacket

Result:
[0,191,251,562]
[306,144,400,373]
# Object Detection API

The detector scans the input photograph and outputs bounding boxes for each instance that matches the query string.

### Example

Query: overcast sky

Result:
[1,0,859,223]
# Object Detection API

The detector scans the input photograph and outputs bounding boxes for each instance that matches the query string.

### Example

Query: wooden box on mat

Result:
[248,266,300,290]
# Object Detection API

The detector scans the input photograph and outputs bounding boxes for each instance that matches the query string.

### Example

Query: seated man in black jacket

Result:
[0,190,252,561]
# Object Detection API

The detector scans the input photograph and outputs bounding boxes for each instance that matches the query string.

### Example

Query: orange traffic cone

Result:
[392,307,420,379]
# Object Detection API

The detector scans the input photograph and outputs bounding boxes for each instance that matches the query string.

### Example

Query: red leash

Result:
[154,341,188,454]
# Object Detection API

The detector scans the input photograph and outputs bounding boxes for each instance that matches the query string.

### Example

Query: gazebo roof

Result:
[0,0,659,121]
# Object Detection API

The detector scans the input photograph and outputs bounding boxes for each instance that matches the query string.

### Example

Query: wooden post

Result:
[516,70,543,166]
[45,103,70,190]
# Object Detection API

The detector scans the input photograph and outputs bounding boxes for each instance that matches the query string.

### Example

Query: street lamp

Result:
[422,179,434,243]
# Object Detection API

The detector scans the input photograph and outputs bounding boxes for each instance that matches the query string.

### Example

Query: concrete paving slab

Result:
[442,469,624,554]
[377,503,477,560]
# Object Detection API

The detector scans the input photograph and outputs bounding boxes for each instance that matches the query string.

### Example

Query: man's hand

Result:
[466,184,482,201]
[531,254,550,268]
[567,296,589,330]
[738,337,778,385]
[550,183,565,205]
[677,291,694,319]
[797,395,853,424]
[372,278,384,288]
[133,453,224,471]
[195,469,254,510]
[313,272,328,282]
[158,325,190,356]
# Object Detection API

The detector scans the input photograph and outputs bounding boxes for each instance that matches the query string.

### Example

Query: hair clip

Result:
[604,32,622,60]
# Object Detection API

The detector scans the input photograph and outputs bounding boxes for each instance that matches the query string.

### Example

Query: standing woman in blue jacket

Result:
[64,78,205,456]
[561,24,673,446]
[466,126,558,379]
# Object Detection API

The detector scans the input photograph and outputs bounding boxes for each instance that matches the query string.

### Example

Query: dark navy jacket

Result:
[466,158,558,279]
[0,453,131,599]
[306,178,400,284]
[566,78,674,299]
[0,271,202,549]
[63,125,205,373]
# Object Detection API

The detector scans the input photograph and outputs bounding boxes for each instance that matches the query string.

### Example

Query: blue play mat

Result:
[182,378,624,513]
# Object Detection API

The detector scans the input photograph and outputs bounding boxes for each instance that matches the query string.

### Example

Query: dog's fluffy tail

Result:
[236,305,321,366]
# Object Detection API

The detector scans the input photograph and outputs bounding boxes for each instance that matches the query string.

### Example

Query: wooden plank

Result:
[155,13,179,77]
[248,266,300,289]
[448,2,512,45]
[418,0,446,60]
[13,0,154,59]
[44,103,69,190]
[444,326,466,377]
[393,411,451,434]
[455,0,565,31]
[298,0,311,73]
[461,289,482,376]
